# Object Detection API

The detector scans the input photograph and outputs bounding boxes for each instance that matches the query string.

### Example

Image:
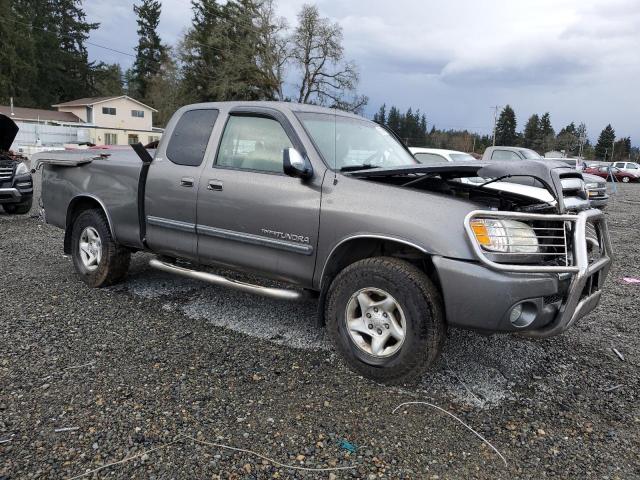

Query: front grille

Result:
[0,166,13,181]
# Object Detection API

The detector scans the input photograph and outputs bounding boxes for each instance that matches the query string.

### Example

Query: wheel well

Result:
[316,237,442,326]
[63,197,111,254]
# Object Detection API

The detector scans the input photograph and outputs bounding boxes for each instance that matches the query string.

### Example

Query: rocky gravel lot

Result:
[1,184,639,479]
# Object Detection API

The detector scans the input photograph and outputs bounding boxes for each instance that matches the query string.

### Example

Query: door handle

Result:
[180,177,194,187]
[207,180,223,191]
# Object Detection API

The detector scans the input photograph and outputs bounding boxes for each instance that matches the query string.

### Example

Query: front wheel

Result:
[621,176,630,183]
[71,209,131,287]
[2,197,32,214]
[325,257,445,385]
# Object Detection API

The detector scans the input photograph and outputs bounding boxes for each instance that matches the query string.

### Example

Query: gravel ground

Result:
[1,184,639,479]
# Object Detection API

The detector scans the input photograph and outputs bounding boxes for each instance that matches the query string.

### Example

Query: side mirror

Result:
[283,148,313,180]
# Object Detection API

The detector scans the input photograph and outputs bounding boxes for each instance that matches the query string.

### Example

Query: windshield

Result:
[297,112,417,170]
[450,153,476,162]
[520,148,543,160]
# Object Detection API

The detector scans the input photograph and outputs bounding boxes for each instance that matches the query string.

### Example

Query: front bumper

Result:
[435,209,612,337]
[0,174,33,204]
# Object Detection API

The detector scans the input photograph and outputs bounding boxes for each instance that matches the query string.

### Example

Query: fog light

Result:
[509,304,523,325]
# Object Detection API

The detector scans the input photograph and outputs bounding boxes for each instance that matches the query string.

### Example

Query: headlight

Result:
[470,218,539,253]
[585,183,598,189]
[15,162,29,175]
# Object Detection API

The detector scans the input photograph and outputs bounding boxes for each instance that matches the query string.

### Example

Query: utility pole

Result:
[611,137,615,163]
[491,106,500,146]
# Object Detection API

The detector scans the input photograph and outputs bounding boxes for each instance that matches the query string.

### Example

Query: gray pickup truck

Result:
[34,102,612,384]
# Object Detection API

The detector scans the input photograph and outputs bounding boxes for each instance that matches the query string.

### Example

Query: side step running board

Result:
[149,258,303,301]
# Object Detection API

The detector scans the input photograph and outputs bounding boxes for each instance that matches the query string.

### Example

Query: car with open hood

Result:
[0,114,33,214]
[33,102,612,384]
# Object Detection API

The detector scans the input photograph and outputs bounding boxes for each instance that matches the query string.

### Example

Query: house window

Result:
[132,110,145,118]
[104,133,118,145]
[148,136,159,144]
[128,134,139,145]
[102,107,116,115]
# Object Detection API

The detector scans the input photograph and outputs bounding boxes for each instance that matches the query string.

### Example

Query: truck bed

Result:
[37,149,145,249]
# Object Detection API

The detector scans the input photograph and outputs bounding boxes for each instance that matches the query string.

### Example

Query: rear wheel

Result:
[622,176,630,183]
[325,257,445,385]
[71,209,131,287]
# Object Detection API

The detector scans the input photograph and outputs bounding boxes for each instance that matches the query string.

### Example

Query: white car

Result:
[612,161,640,174]
[409,147,476,164]
[409,147,555,204]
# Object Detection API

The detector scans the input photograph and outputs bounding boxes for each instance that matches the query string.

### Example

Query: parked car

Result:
[32,102,612,384]
[612,161,640,175]
[482,146,609,208]
[0,114,34,214]
[409,147,477,163]
[584,165,640,183]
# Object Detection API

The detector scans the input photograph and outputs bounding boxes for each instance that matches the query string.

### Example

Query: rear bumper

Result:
[435,209,612,336]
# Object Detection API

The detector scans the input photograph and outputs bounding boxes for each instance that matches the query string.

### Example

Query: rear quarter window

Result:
[166,109,219,167]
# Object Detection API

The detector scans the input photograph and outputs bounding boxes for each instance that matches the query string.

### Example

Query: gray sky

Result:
[85,0,640,143]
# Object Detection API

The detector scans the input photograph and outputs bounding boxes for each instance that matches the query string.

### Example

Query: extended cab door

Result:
[195,109,323,286]
[144,109,219,259]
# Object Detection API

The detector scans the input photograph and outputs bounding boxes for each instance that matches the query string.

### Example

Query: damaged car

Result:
[0,114,33,214]
[33,102,612,384]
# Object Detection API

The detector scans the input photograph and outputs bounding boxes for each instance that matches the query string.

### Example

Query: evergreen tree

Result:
[539,112,555,152]
[131,0,166,101]
[595,124,616,160]
[555,122,579,155]
[91,63,124,96]
[373,104,386,125]
[494,105,517,146]
[612,137,631,162]
[386,106,401,134]
[0,0,37,106]
[522,114,541,150]
[182,0,277,102]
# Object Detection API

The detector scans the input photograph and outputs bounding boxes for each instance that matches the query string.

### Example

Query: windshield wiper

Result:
[340,164,380,172]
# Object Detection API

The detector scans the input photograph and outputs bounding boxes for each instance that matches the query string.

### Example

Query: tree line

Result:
[494,105,634,162]
[0,0,367,127]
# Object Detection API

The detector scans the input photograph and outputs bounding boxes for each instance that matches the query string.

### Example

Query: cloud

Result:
[84,0,640,142]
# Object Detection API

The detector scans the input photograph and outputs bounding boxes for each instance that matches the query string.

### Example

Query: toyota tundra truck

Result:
[32,102,612,384]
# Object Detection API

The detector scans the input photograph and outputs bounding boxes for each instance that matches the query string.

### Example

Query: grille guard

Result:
[464,209,613,337]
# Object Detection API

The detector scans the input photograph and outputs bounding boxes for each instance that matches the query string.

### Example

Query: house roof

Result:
[0,105,81,123]
[52,95,157,112]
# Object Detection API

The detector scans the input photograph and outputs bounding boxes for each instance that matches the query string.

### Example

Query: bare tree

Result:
[291,4,367,112]
[255,0,290,100]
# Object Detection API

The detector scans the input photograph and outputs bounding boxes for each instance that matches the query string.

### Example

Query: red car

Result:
[584,165,640,183]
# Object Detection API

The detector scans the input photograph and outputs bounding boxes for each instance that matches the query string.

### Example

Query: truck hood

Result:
[349,160,588,212]
[0,114,19,152]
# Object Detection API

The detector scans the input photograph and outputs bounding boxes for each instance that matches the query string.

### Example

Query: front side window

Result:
[414,152,448,164]
[450,153,476,162]
[628,164,639,169]
[491,150,521,161]
[298,113,416,170]
[216,116,293,173]
[166,109,219,167]
[102,107,116,115]
[132,110,145,118]
[519,148,543,160]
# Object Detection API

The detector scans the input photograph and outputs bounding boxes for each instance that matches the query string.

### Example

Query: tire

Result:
[622,176,630,183]
[325,257,445,385]
[70,209,131,287]
[2,197,32,214]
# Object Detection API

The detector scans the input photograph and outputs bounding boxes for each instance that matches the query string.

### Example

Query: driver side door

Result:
[195,110,324,286]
